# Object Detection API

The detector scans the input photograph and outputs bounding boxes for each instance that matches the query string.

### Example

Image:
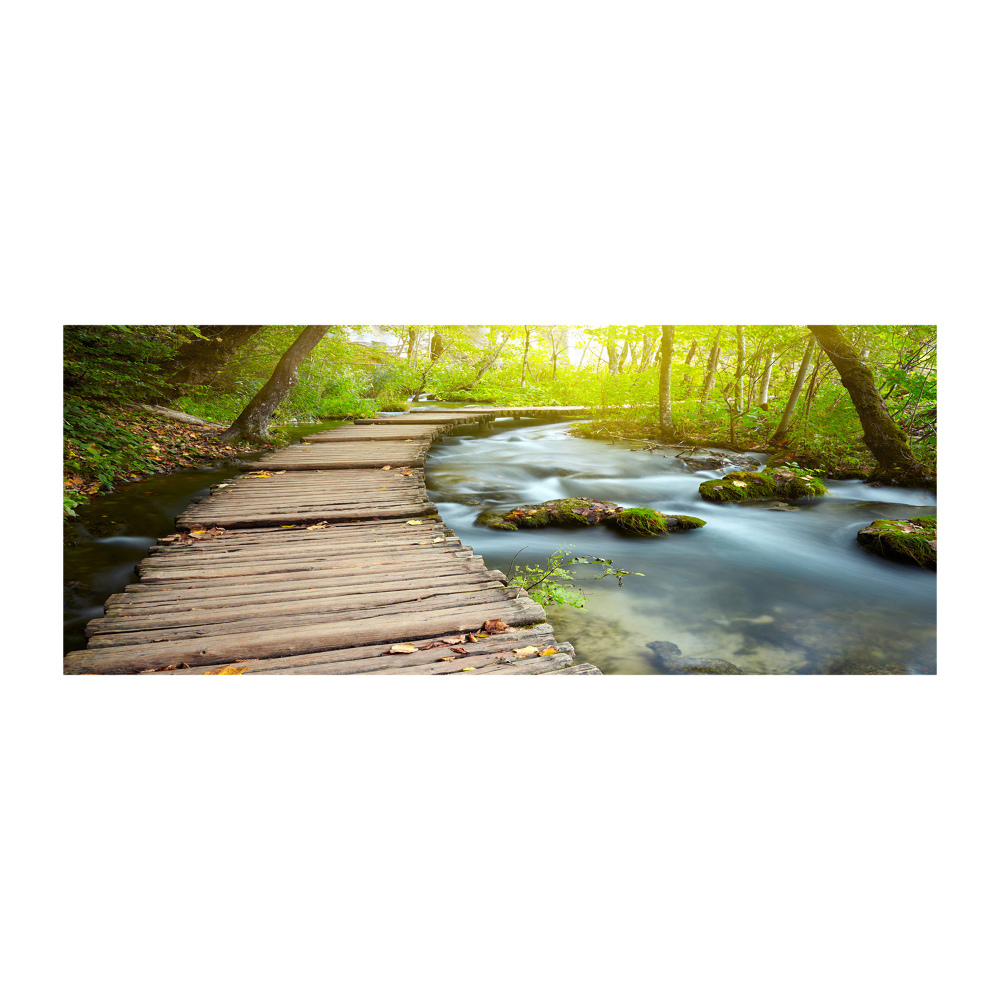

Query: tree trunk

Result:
[638,335,654,372]
[218,326,330,443]
[406,326,419,360]
[658,325,675,437]
[701,328,722,404]
[769,340,815,444]
[162,325,263,395]
[607,339,620,376]
[430,331,444,360]
[520,326,531,389]
[758,349,775,409]
[808,325,935,487]
[734,326,745,413]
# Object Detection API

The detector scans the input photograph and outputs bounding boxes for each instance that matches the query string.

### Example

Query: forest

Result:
[64,324,937,675]
[64,324,936,515]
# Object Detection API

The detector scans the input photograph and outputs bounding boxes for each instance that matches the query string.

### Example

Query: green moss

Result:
[666,515,706,531]
[769,466,829,499]
[699,471,777,503]
[474,510,519,531]
[856,516,936,569]
[611,507,668,535]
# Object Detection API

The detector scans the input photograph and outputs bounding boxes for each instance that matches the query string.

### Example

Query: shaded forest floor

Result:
[64,403,272,516]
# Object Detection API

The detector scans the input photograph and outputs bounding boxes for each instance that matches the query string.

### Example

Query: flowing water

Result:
[422,416,937,675]
[64,413,936,673]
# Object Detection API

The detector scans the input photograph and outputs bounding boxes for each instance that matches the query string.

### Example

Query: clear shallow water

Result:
[423,418,937,675]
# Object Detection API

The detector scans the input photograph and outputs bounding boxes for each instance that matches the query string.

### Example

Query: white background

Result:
[4,2,995,998]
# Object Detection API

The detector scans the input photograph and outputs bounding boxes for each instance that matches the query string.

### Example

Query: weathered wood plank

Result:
[64,596,547,674]
[87,588,527,647]
[153,623,561,675]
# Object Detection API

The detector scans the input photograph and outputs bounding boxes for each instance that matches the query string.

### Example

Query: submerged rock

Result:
[699,468,828,504]
[647,640,742,674]
[856,516,936,569]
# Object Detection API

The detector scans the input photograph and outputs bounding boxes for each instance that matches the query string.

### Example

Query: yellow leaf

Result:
[432,536,445,543]
[731,481,747,488]
[407,519,423,525]
[382,465,392,470]
[539,646,559,656]
[513,646,539,658]
[439,656,458,661]
[389,643,418,654]
[461,666,477,671]
[189,530,207,536]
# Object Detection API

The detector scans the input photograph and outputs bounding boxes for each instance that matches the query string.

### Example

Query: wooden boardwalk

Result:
[64,408,601,676]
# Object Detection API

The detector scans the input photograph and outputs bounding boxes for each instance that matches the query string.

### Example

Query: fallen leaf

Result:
[929,540,937,550]
[730,481,747,488]
[189,529,207,536]
[468,634,479,642]
[389,643,418,654]
[382,465,392,470]
[306,521,330,531]
[539,646,559,656]
[713,485,724,491]
[450,647,468,654]
[481,619,508,634]
[431,536,445,543]
[407,519,424,525]
[513,646,540,658]
[461,666,477,671]
[439,656,458,661]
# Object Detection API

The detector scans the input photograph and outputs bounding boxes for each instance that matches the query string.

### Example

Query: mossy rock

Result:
[473,510,519,531]
[699,471,778,503]
[856,516,936,569]
[699,469,828,504]
[609,509,707,535]
[475,497,624,531]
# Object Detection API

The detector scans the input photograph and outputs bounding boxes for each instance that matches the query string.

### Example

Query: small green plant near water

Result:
[507,547,643,608]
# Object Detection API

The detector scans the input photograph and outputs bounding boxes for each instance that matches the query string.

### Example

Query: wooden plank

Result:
[106,569,506,610]
[63,596,547,674]
[87,588,527,647]
[95,581,505,630]
[152,624,561,675]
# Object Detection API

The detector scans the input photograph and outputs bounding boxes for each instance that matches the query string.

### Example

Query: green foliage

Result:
[509,547,643,607]
[611,507,668,535]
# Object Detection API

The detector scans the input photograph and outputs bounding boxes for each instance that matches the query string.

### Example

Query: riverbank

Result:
[63,402,274,518]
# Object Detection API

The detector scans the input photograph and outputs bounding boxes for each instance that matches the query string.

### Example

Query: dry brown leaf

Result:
[439,656,458,661]
[389,643,418,654]
[450,647,468,654]
[513,646,540,658]
[468,634,479,642]
[481,619,508,633]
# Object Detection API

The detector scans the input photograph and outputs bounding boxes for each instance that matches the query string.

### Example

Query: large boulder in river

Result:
[475,498,707,534]
[699,468,828,504]
[856,516,936,569]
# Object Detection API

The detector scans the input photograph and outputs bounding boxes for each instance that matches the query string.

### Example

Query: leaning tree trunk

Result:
[162,325,263,397]
[658,325,675,438]
[808,325,935,487]
[219,326,330,443]
[769,340,815,445]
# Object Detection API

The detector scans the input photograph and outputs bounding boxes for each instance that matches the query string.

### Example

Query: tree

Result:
[734,325,746,413]
[807,325,935,487]
[161,326,263,396]
[218,326,331,442]
[769,339,815,444]
[757,348,775,409]
[658,325,675,437]
[520,326,531,389]
[701,328,722,404]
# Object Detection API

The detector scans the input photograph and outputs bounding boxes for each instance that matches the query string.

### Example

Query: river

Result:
[64,413,936,673]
